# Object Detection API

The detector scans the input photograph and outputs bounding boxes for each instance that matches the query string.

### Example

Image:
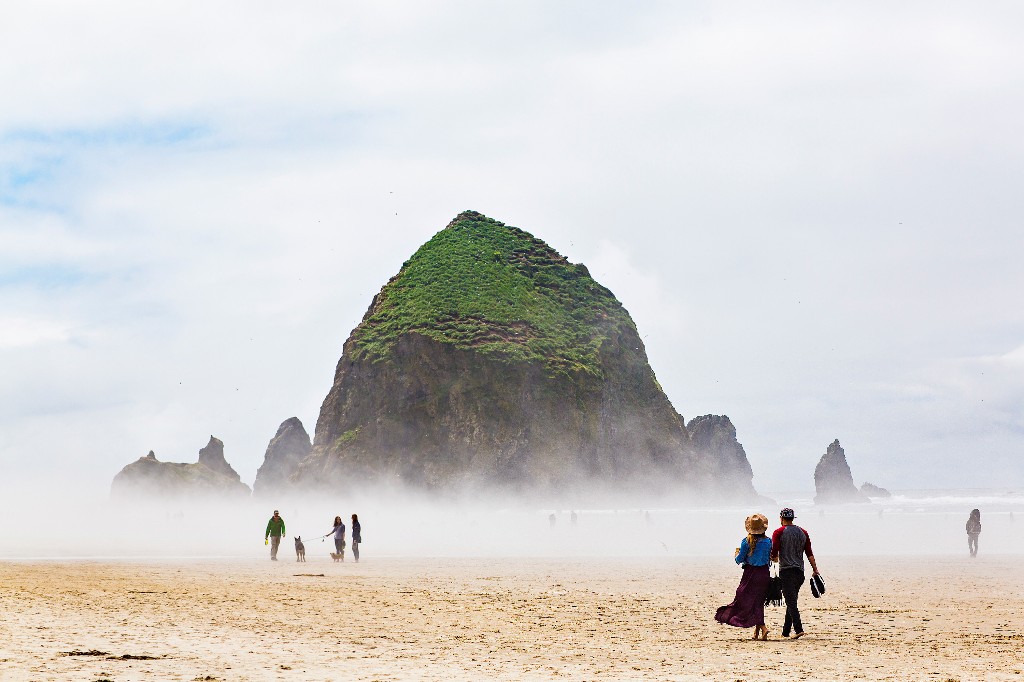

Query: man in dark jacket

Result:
[770,507,820,639]
[265,510,286,561]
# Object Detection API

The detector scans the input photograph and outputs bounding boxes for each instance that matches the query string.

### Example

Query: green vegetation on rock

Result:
[352,211,634,376]
[333,427,361,451]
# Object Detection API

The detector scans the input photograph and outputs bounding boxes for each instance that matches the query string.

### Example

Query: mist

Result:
[7,483,1024,561]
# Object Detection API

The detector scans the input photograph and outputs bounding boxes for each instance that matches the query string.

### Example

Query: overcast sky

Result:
[2,1,1022,497]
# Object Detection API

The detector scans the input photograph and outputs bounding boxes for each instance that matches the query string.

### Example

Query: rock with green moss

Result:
[111,437,251,500]
[295,211,758,500]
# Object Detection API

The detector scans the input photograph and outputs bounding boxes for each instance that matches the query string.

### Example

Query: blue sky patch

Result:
[3,120,210,149]
[0,264,95,291]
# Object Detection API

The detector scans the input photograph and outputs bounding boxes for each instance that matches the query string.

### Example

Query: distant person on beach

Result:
[265,510,286,561]
[549,513,557,527]
[715,514,772,640]
[966,509,982,557]
[770,507,820,639]
[326,516,346,561]
[351,514,361,563]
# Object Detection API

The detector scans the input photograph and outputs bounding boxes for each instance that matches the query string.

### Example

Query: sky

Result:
[2,1,1023,498]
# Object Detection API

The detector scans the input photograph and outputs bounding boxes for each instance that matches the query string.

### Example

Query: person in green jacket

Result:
[265,510,286,561]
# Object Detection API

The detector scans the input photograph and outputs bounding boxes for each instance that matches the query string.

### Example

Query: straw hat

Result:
[745,514,768,534]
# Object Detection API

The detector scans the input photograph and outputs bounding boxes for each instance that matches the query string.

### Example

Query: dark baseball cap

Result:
[780,508,796,519]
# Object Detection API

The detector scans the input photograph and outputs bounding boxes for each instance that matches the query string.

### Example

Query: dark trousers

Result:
[781,568,805,636]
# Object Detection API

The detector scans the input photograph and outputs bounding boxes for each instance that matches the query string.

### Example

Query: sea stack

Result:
[252,417,312,497]
[686,415,755,486]
[813,439,868,504]
[111,437,251,500]
[293,211,759,501]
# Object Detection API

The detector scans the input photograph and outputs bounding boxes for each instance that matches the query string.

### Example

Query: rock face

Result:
[860,482,891,498]
[686,415,754,487]
[293,211,758,500]
[111,437,251,500]
[252,417,312,497]
[813,439,868,504]
[196,436,243,480]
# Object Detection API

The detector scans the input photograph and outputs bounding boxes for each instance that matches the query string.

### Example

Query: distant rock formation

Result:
[197,436,243,480]
[292,211,759,501]
[686,415,754,486]
[813,439,868,504]
[111,437,251,500]
[860,482,891,498]
[252,417,312,497]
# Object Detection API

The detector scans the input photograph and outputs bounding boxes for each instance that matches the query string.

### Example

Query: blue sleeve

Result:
[735,537,749,565]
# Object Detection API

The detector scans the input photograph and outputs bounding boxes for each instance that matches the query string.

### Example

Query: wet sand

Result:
[1,555,1021,681]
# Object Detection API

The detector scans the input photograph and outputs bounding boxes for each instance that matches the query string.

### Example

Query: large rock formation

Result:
[252,417,312,497]
[813,439,868,504]
[111,437,251,500]
[686,415,754,487]
[293,211,758,500]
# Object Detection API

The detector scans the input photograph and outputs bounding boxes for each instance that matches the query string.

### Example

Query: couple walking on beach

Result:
[715,507,821,640]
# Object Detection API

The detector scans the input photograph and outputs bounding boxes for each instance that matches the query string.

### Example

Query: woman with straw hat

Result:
[715,513,773,640]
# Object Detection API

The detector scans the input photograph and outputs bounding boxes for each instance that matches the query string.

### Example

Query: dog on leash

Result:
[294,536,306,562]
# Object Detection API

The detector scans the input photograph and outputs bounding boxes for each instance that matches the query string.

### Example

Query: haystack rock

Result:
[293,210,759,501]
[111,437,251,500]
[813,439,868,504]
[252,417,312,497]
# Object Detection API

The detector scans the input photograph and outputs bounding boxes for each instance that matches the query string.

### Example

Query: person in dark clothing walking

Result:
[351,513,361,563]
[770,507,820,639]
[966,509,982,557]
[265,510,286,561]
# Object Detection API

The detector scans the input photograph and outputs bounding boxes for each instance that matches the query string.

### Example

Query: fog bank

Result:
[4,485,1024,560]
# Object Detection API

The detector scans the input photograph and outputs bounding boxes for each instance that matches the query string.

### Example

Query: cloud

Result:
[990,345,1024,367]
[0,316,70,348]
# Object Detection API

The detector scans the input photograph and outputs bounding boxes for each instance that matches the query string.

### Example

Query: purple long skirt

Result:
[715,564,769,628]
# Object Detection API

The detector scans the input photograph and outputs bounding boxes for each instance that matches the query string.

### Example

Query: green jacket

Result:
[265,516,286,538]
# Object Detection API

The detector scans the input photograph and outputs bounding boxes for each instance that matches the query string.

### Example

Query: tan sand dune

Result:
[1,556,1021,681]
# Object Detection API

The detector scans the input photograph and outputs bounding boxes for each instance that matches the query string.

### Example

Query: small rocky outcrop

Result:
[860,482,891,498]
[813,439,868,504]
[252,417,312,497]
[197,436,243,481]
[111,437,251,500]
[292,211,759,501]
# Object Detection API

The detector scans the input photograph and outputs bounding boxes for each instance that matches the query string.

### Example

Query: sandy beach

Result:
[2,555,1021,681]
